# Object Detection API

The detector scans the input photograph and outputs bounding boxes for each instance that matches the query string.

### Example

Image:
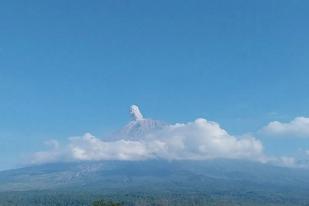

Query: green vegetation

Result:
[92,200,122,206]
[1,190,309,206]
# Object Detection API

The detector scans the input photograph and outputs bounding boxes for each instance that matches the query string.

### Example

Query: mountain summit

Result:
[110,105,165,141]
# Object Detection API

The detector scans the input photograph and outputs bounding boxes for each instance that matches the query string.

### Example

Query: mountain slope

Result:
[1,159,309,193]
[1,159,309,205]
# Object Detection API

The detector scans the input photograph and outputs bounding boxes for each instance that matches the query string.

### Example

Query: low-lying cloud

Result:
[31,118,265,164]
[30,106,306,168]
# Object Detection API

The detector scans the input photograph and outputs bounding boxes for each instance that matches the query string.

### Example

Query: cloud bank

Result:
[262,117,309,138]
[31,118,265,164]
[30,106,305,168]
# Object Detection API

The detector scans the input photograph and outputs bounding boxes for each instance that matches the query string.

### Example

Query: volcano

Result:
[109,105,166,141]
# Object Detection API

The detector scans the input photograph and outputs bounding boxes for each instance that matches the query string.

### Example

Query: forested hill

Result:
[1,160,309,206]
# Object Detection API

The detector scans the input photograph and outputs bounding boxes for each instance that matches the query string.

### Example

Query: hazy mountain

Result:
[1,106,309,205]
[1,106,309,195]
[1,159,309,205]
[1,159,309,193]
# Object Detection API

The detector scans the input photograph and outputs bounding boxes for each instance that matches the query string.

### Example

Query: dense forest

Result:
[1,190,309,206]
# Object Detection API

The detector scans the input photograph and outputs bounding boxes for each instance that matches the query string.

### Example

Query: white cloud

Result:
[262,117,309,137]
[31,118,265,164]
[147,118,264,160]
[68,133,159,161]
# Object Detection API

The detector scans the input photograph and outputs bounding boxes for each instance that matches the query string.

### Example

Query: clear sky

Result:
[1,0,309,170]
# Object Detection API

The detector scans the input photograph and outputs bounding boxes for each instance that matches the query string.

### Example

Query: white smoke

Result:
[130,105,144,121]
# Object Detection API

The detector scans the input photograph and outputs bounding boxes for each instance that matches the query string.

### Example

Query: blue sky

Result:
[1,0,309,170]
